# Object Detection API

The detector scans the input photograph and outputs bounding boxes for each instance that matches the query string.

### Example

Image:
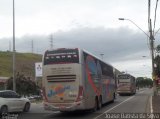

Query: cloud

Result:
[0,26,155,77]
[1,27,151,61]
[1,0,157,78]
[54,27,150,62]
[0,0,151,38]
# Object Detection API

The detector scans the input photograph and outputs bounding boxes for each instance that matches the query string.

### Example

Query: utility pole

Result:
[118,0,157,96]
[148,0,157,96]
[50,34,53,49]
[100,54,104,60]
[31,40,34,53]
[149,19,157,96]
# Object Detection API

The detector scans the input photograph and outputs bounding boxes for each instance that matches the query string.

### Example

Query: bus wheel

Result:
[111,93,115,103]
[114,93,116,99]
[134,90,136,94]
[93,97,98,112]
[97,96,102,110]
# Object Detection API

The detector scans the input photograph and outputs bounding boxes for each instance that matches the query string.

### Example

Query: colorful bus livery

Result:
[42,48,118,111]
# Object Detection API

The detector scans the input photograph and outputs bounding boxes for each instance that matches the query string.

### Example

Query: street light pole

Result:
[100,53,104,60]
[119,18,157,95]
[118,18,150,38]
[13,0,16,92]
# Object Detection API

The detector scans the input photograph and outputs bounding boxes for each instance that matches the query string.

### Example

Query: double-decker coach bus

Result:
[42,48,118,111]
[117,74,136,95]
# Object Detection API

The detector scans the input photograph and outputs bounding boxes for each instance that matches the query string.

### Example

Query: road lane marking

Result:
[150,96,153,119]
[94,96,135,119]
[94,90,145,119]
[139,90,145,94]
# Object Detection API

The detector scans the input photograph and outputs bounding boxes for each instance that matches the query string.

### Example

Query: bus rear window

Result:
[119,79,131,83]
[118,75,130,79]
[44,49,79,65]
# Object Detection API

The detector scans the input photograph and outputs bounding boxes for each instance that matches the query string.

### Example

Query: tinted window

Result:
[0,92,5,98]
[0,91,19,98]
[118,75,130,79]
[100,62,114,78]
[9,91,18,98]
[44,49,79,65]
[83,51,114,78]
[0,91,10,98]
[118,74,133,83]
[7,91,13,98]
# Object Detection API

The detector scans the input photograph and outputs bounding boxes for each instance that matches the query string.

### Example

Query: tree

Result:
[156,44,160,53]
[7,73,40,96]
[136,77,153,88]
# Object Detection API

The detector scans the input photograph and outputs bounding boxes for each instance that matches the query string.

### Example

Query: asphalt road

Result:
[17,88,152,119]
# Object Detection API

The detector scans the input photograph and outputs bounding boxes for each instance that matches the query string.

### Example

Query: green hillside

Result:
[0,51,42,78]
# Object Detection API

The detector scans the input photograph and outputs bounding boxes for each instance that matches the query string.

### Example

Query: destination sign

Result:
[118,75,130,79]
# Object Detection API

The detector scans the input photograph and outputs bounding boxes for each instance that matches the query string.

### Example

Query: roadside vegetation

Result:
[7,73,41,96]
[0,51,42,98]
[136,77,153,88]
[0,51,42,77]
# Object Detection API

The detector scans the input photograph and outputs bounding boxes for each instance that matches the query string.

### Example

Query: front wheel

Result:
[23,103,30,112]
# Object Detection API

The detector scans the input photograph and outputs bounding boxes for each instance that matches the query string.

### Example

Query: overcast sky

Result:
[1,0,160,78]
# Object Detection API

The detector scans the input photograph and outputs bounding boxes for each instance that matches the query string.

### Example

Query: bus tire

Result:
[134,90,136,94]
[97,96,102,110]
[111,93,115,103]
[93,97,98,112]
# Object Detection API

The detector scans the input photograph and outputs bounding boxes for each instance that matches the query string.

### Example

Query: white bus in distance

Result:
[117,74,136,95]
[42,48,119,112]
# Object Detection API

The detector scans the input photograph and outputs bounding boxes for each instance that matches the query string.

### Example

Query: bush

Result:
[7,73,40,96]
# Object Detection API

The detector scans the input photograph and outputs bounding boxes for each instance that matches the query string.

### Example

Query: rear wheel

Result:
[23,103,30,112]
[134,89,136,94]
[93,97,98,112]
[97,96,102,110]
[111,93,115,103]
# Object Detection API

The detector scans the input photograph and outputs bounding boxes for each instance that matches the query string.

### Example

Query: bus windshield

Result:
[44,48,79,65]
[119,79,131,83]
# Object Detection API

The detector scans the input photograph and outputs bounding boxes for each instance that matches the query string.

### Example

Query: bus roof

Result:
[118,73,135,78]
[81,49,114,68]
[44,48,116,70]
